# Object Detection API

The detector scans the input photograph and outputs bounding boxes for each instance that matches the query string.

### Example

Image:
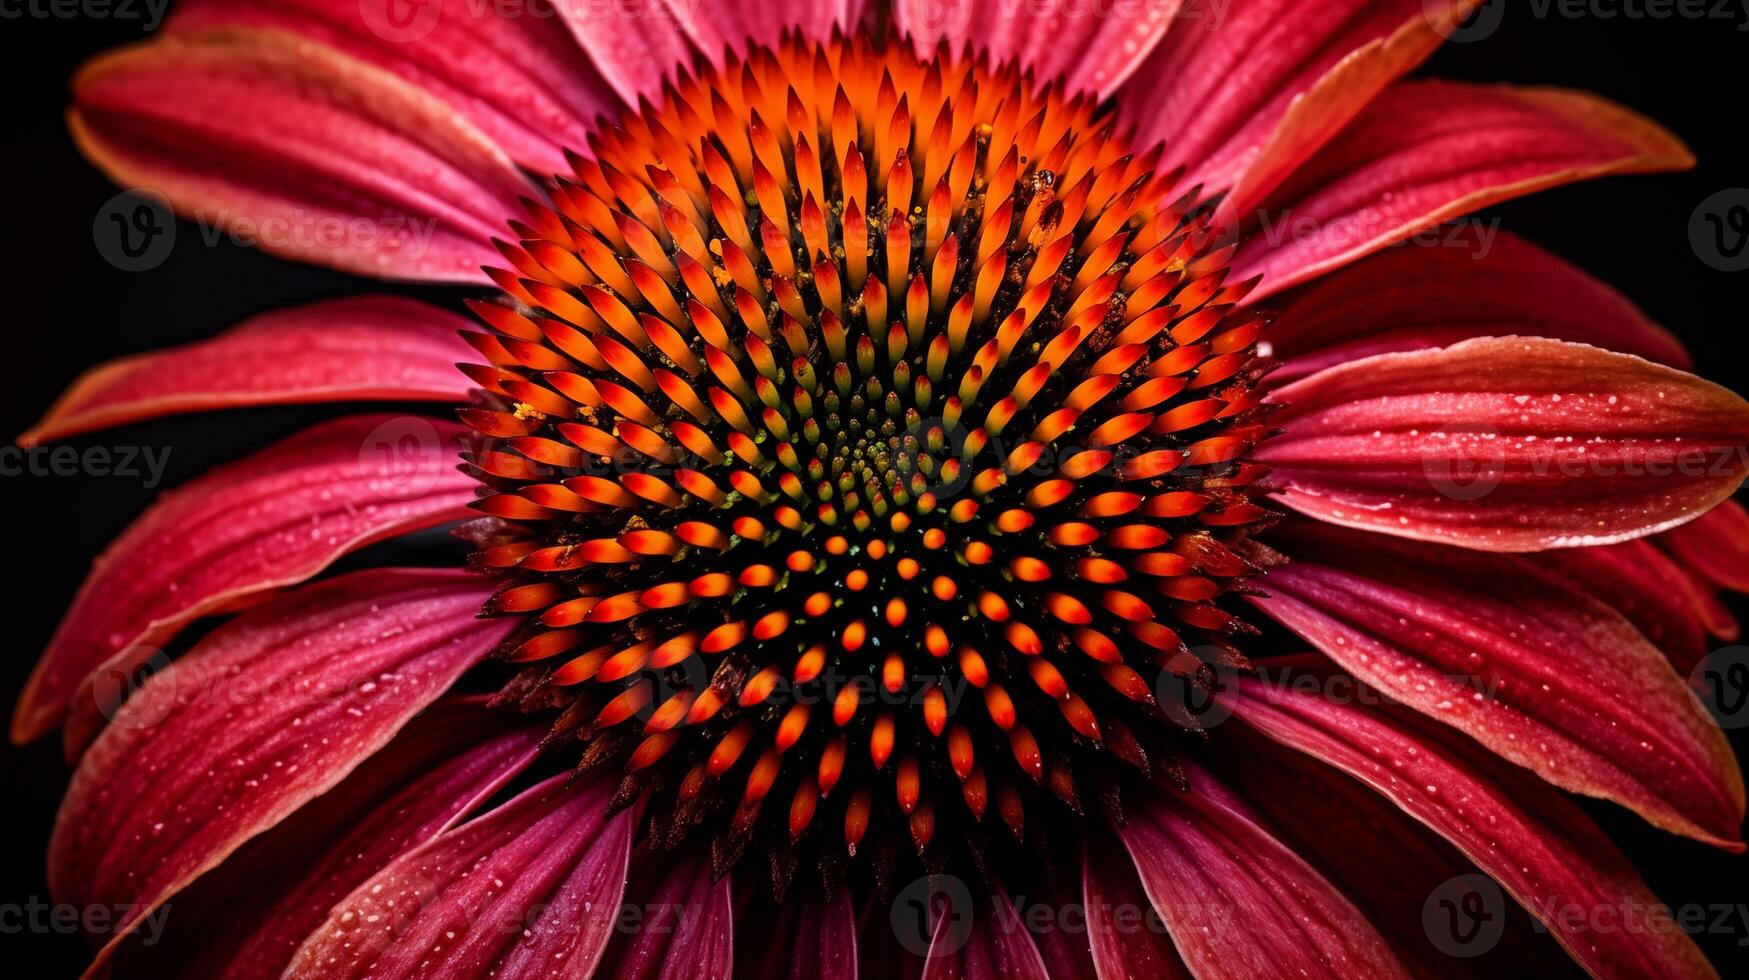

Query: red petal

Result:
[1230,676,1721,979]
[1224,1,1488,211]
[71,29,529,283]
[550,1,693,105]
[48,569,512,965]
[1259,337,1749,552]
[668,0,866,73]
[169,0,615,174]
[21,297,475,446]
[558,0,863,104]
[1236,81,1693,299]
[1081,834,1191,980]
[896,0,1173,98]
[13,414,477,745]
[922,890,1050,980]
[112,700,542,979]
[1657,499,1749,594]
[1121,762,1411,980]
[734,885,859,980]
[1263,231,1690,384]
[1206,727,1578,975]
[1117,0,1468,194]
[1532,539,1712,673]
[286,772,635,979]
[596,848,734,980]
[1254,521,1747,849]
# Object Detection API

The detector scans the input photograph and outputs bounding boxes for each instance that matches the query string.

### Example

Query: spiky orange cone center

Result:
[460,35,1273,879]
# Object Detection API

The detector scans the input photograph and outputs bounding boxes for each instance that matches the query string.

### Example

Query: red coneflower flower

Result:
[17,2,1749,978]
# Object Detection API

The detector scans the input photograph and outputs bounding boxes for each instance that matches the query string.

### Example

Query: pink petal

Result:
[286,772,636,979]
[1081,834,1191,980]
[1532,539,1712,673]
[1258,336,1749,552]
[12,413,478,745]
[559,0,863,104]
[669,0,865,68]
[1007,864,1099,980]
[1121,762,1412,980]
[71,29,530,283]
[855,891,924,980]
[922,890,1049,980]
[111,700,543,979]
[21,297,475,446]
[524,0,688,107]
[1224,0,1488,212]
[895,0,1175,98]
[1229,676,1721,979]
[733,884,858,980]
[1253,520,1747,849]
[1262,231,1691,385]
[1115,0,1470,195]
[168,0,617,174]
[1206,727,1579,975]
[1235,81,1693,299]
[48,569,513,964]
[597,849,735,980]
[1670,557,1743,641]
[1656,499,1749,593]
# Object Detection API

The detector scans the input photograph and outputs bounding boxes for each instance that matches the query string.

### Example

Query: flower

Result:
[16,1,1749,978]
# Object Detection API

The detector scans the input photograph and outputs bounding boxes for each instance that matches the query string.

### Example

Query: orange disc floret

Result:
[460,33,1274,877]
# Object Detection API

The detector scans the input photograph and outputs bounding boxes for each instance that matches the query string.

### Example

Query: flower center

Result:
[459,34,1274,885]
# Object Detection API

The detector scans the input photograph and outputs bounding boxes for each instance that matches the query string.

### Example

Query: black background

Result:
[2,4,1747,975]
